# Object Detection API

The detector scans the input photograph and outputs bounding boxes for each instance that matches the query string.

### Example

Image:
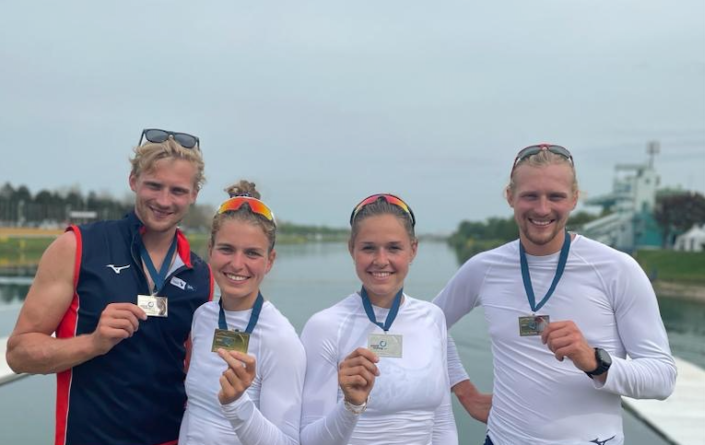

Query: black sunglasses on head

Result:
[511,144,573,175]
[139,128,200,150]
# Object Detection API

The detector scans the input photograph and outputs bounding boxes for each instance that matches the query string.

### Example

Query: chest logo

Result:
[106,264,131,274]
[590,436,616,445]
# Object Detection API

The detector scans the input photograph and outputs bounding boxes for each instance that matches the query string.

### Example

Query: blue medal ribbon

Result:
[360,286,403,332]
[519,230,571,313]
[139,236,177,294]
[218,292,264,333]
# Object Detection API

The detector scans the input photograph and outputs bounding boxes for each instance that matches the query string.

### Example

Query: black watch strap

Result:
[585,348,612,378]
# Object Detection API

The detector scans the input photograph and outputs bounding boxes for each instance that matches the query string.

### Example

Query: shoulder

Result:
[572,235,640,269]
[461,240,517,268]
[302,294,358,337]
[406,295,444,318]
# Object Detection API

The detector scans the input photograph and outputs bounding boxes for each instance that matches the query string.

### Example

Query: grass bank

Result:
[634,250,705,285]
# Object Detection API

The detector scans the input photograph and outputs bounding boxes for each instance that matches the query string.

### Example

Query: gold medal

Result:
[211,329,250,353]
[518,315,550,336]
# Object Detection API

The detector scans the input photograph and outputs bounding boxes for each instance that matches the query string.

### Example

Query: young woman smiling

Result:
[179,180,305,445]
[300,194,458,445]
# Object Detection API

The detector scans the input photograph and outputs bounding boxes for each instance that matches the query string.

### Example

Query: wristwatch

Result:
[344,399,368,415]
[585,348,612,378]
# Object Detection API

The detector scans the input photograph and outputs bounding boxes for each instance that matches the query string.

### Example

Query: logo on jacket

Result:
[590,436,616,445]
[106,264,131,274]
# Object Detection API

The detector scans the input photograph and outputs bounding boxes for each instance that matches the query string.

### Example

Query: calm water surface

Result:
[1,241,699,444]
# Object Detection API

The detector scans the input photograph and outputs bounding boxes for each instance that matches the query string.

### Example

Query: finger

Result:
[108,303,148,321]
[340,365,378,385]
[101,318,139,337]
[346,347,379,363]
[103,308,142,331]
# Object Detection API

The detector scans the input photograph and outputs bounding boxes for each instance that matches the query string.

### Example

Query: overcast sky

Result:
[2,1,703,233]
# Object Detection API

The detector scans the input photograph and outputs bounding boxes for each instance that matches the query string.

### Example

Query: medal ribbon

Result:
[360,287,403,332]
[218,292,264,333]
[520,230,571,313]
[139,236,177,294]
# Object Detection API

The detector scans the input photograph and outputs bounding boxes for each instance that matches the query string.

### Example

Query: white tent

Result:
[674,224,705,252]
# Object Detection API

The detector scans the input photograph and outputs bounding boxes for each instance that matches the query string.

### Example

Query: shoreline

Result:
[654,281,705,303]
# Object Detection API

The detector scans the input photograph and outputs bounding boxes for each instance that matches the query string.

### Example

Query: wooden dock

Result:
[623,356,705,445]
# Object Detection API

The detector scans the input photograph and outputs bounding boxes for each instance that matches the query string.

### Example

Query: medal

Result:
[137,234,177,318]
[518,230,571,337]
[211,293,264,353]
[137,294,168,317]
[518,315,550,336]
[368,333,403,358]
[212,329,250,353]
[361,286,404,359]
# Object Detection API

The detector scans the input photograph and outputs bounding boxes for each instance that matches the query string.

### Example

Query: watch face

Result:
[597,348,612,366]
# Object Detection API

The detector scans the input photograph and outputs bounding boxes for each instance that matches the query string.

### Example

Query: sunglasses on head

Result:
[217,196,276,225]
[139,128,200,150]
[350,193,416,227]
[511,144,573,174]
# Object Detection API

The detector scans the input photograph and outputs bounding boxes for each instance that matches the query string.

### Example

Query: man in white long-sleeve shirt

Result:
[434,144,677,445]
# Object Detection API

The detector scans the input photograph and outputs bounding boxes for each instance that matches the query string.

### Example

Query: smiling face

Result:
[349,214,417,307]
[129,158,198,235]
[507,162,578,255]
[209,219,275,311]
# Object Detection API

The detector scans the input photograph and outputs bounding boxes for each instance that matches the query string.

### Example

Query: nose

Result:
[155,189,171,208]
[373,249,389,267]
[535,196,551,215]
[230,252,245,270]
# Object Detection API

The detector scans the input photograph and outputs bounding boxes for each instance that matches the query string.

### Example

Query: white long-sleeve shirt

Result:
[300,292,458,445]
[179,300,306,445]
[434,235,677,445]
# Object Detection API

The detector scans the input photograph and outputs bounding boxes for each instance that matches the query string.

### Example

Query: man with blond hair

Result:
[7,129,213,445]
[437,144,676,445]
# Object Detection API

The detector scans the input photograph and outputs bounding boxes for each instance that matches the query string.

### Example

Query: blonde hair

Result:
[505,150,578,199]
[130,138,206,191]
[210,180,276,251]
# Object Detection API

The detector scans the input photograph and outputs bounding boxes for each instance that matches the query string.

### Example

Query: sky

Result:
[1,0,704,234]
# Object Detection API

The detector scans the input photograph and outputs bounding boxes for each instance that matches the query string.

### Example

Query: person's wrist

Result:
[344,398,368,415]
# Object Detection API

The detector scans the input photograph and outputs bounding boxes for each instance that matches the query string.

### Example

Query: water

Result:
[1,241,701,444]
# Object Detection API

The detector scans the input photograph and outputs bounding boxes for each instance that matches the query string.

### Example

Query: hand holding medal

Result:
[540,320,599,373]
[338,347,380,406]
[217,349,257,405]
[90,302,147,355]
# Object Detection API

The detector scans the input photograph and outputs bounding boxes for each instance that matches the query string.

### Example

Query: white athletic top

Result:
[300,292,458,445]
[179,299,306,445]
[435,235,677,445]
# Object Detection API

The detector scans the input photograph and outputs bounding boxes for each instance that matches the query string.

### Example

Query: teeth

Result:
[225,273,247,281]
[532,220,551,226]
[371,272,391,278]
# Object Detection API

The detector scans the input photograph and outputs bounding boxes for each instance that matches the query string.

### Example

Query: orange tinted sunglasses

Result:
[217,196,276,225]
[350,193,416,227]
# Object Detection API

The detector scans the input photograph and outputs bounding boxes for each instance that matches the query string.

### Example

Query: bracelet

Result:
[344,398,368,415]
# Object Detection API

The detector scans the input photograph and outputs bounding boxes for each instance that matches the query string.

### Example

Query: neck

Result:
[520,230,571,256]
[364,288,403,309]
[222,292,259,312]
[141,228,177,252]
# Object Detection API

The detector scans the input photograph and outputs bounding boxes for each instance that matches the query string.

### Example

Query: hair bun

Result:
[224,180,261,200]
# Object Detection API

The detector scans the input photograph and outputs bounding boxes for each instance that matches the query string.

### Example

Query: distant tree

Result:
[653,192,705,248]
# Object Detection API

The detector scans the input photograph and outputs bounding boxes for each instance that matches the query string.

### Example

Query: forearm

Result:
[222,394,299,445]
[6,332,99,374]
[599,355,677,400]
[300,401,358,445]
[452,379,492,424]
